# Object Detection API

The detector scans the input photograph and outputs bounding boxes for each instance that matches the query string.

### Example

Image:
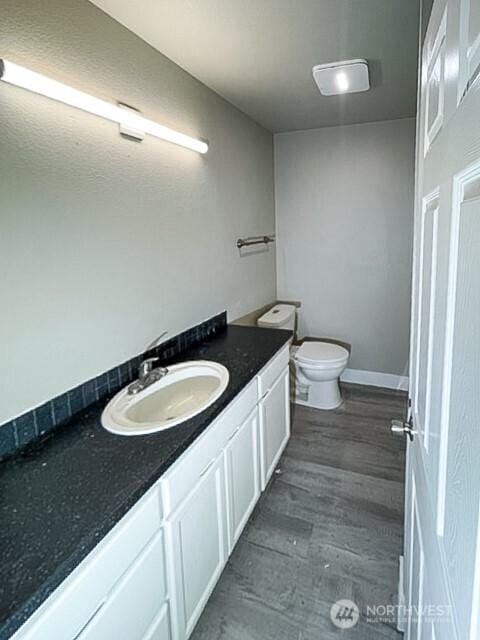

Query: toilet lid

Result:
[257,304,295,328]
[296,341,349,364]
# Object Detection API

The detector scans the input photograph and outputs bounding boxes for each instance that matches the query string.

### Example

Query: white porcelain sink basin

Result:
[102,360,229,436]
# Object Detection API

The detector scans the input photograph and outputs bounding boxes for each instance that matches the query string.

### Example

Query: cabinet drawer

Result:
[161,380,257,516]
[77,531,167,640]
[257,345,290,398]
[14,488,162,640]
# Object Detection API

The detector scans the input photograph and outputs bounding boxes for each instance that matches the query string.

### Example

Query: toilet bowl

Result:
[257,304,349,410]
[294,341,349,409]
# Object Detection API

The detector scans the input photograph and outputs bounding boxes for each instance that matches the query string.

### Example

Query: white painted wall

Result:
[0,0,275,425]
[275,118,415,375]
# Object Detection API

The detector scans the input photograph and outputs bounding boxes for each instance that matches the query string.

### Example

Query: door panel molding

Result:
[411,443,460,640]
[442,179,480,637]
[424,8,447,153]
[437,158,480,537]
[414,188,440,455]
[459,0,480,100]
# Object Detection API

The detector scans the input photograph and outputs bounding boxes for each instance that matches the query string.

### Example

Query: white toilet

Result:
[257,304,349,410]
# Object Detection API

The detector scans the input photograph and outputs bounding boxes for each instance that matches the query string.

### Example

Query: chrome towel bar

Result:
[237,234,275,249]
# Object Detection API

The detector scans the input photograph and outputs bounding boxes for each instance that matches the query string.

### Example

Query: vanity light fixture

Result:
[0,59,208,154]
[312,59,369,96]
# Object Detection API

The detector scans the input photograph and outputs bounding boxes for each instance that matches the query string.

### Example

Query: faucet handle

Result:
[145,331,169,352]
[139,357,160,378]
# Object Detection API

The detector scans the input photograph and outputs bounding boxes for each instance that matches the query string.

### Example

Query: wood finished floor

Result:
[191,383,407,640]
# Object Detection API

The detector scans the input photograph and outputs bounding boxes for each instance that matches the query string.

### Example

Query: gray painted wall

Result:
[275,118,415,375]
[0,0,276,425]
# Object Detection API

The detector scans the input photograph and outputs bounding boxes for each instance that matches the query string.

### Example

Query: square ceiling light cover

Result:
[312,59,369,96]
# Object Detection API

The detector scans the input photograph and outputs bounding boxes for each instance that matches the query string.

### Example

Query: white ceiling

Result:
[90,0,420,133]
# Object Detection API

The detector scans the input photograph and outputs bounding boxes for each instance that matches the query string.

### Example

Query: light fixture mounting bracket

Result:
[118,102,145,141]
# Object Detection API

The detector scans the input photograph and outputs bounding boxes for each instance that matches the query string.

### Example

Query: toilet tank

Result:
[257,304,296,330]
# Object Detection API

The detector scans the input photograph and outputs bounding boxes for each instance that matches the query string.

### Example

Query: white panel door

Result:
[225,407,260,552]
[167,454,226,640]
[259,368,290,490]
[402,0,480,638]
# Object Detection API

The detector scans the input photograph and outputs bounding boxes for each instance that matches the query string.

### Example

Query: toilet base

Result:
[299,378,343,410]
[290,347,346,411]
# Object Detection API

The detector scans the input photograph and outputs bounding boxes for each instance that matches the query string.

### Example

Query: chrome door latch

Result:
[391,417,415,441]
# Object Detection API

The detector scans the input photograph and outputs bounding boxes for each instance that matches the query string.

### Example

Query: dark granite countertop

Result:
[0,325,291,639]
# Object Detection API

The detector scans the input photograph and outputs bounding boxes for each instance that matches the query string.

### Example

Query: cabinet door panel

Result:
[168,455,226,638]
[225,408,260,551]
[260,369,290,490]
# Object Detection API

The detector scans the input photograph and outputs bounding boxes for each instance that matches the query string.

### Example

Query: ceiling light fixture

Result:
[0,59,208,154]
[335,72,350,93]
[312,59,369,96]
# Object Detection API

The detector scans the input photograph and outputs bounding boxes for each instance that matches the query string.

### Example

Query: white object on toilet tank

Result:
[257,304,296,330]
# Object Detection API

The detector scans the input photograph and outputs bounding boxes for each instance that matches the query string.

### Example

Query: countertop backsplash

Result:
[0,311,227,461]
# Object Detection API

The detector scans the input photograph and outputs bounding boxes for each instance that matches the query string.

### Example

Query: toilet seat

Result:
[295,341,349,366]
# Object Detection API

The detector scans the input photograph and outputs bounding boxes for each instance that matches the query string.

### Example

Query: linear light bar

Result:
[0,59,208,154]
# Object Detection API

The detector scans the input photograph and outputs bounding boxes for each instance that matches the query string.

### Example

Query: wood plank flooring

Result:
[191,383,407,639]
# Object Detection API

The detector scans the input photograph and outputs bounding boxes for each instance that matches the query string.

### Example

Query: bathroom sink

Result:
[102,360,229,436]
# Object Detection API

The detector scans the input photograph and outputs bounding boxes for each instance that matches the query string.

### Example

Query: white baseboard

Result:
[340,367,409,391]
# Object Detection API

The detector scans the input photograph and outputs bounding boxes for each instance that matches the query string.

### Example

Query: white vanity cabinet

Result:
[166,405,261,640]
[161,379,258,640]
[12,344,290,640]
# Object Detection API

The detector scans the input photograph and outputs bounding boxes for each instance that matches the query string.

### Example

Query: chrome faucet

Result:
[127,328,170,396]
[128,357,169,395]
